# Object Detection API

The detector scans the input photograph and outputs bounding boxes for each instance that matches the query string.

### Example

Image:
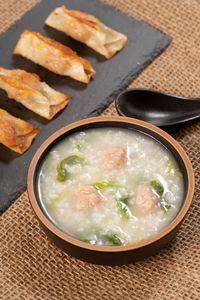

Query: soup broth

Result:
[38,128,184,246]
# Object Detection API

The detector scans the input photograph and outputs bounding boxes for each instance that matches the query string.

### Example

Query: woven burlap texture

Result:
[1,0,200,299]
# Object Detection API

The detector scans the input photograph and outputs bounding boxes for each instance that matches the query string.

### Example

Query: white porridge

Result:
[38,128,184,246]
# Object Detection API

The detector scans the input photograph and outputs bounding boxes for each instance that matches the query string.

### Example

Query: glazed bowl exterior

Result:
[27,116,194,265]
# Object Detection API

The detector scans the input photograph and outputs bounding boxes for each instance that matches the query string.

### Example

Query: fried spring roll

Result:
[14,30,95,83]
[45,6,127,59]
[0,67,69,120]
[0,108,38,154]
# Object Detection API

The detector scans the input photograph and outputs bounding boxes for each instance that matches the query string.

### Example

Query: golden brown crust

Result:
[28,31,77,58]
[13,69,40,83]
[14,30,95,83]
[0,75,34,100]
[0,67,70,120]
[14,30,91,66]
[0,67,40,82]
[45,6,127,59]
[48,97,69,120]
[0,109,38,154]
[68,10,99,29]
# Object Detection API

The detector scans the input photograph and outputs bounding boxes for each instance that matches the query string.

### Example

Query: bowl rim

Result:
[27,116,195,253]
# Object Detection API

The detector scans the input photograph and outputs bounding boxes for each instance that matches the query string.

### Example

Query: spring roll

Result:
[14,30,95,83]
[0,67,69,120]
[0,108,38,154]
[45,6,127,59]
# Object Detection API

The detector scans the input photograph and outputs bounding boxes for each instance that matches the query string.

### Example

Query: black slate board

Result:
[0,0,171,213]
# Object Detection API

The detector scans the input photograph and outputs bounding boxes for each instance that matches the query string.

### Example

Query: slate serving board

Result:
[0,0,171,213]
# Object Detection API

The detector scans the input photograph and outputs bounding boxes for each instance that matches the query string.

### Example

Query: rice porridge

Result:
[38,128,184,246]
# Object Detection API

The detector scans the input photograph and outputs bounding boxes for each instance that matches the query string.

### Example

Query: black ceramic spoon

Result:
[115,88,200,128]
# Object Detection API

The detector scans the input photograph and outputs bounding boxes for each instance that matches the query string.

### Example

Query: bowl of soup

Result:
[27,116,194,265]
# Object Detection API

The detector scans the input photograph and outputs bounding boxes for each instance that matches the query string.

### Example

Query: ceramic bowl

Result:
[27,116,194,265]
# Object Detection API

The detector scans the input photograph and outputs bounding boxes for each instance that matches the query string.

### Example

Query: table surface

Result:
[1,1,200,300]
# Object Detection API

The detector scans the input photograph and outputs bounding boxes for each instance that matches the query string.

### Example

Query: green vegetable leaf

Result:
[56,162,70,182]
[56,155,84,182]
[62,155,84,165]
[116,199,131,220]
[150,180,164,198]
[75,144,82,151]
[150,179,171,213]
[167,160,182,177]
[93,181,117,190]
[160,201,172,213]
[78,232,123,246]
[102,234,123,246]
[118,195,130,205]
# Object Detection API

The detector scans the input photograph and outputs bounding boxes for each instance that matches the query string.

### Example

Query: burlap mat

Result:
[1,0,200,299]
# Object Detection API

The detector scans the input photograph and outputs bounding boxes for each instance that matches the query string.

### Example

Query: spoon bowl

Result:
[115,88,200,128]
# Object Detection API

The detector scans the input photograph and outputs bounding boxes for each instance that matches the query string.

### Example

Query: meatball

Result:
[75,185,103,210]
[134,185,158,215]
[104,146,126,170]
